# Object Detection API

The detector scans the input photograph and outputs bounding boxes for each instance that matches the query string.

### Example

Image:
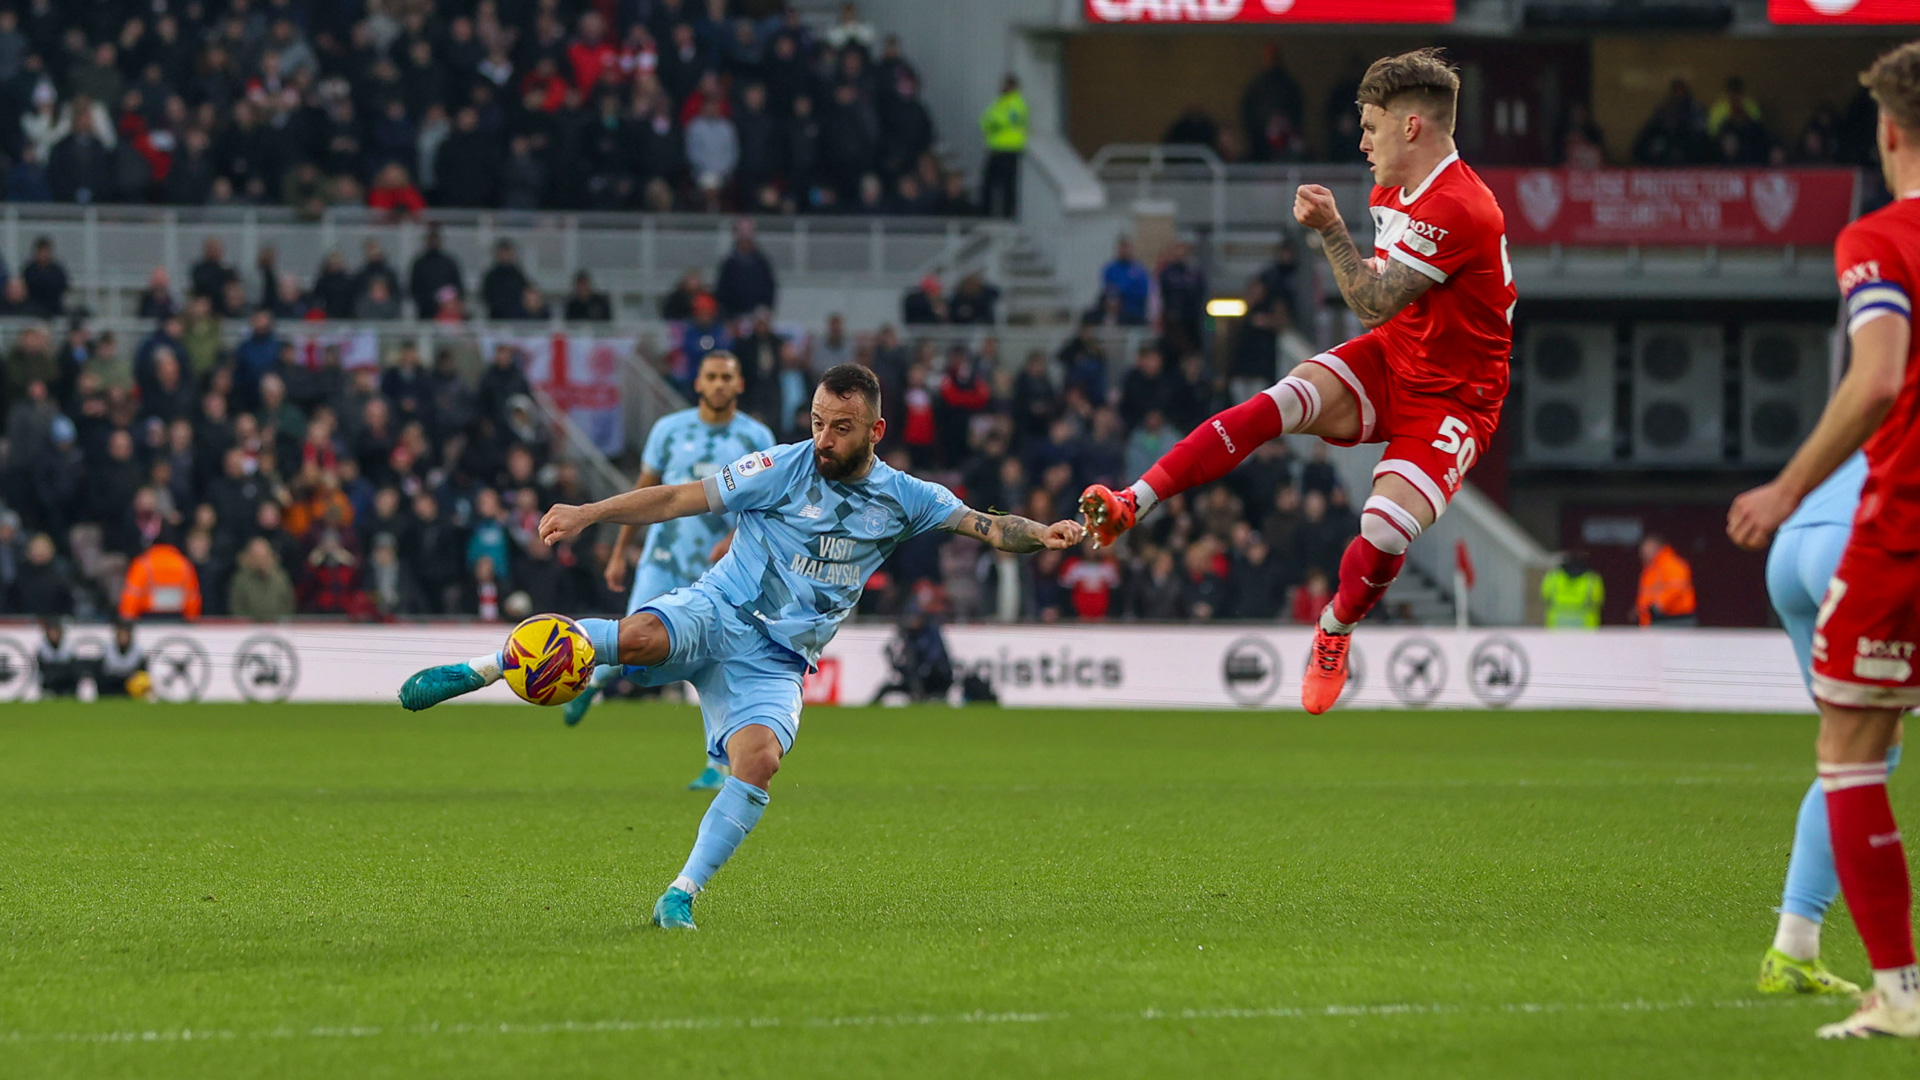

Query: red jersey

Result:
[1836,198,1920,552]
[1366,152,1516,407]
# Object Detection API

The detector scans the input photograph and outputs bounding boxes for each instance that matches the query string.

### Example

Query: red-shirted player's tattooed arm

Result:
[1318,220,1435,328]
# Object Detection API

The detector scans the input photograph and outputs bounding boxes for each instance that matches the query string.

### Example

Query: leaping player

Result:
[1079,48,1513,713]
[1729,41,1920,1039]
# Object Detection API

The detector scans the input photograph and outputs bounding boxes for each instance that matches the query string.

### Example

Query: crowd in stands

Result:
[0,0,974,216]
[0,211,1380,626]
[1623,75,1876,169]
[1164,48,1879,172]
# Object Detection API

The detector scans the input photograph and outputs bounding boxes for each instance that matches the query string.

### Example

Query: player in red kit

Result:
[1728,42,1920,1039]
[1079,48,1514,714]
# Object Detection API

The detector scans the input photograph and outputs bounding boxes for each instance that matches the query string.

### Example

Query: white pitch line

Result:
[0,996,1836,1047]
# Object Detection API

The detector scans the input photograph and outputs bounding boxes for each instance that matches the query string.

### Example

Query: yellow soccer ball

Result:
[500,614,596,706]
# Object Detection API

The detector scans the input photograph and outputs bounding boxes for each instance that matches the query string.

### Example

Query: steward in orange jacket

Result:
[1636,535,1697,626]
[120,541,203,621]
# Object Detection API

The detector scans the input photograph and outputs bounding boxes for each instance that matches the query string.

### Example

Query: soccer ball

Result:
[500,614,597,706]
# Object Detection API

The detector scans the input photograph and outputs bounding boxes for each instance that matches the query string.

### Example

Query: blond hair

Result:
[1356,47,1461,133]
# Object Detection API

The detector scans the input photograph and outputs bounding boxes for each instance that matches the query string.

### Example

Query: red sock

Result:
[1824,765,1917,971]
[1140,394,1284,501]
[1330,533,1404,628]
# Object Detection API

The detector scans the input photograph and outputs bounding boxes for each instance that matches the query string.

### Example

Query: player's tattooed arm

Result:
[1318,222,1434,329]
[956,510,1087,553]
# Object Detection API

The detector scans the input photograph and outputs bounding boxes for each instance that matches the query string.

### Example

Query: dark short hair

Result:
[819,363,882,417]
[699,349,741,371]
[1357,48,1460,133]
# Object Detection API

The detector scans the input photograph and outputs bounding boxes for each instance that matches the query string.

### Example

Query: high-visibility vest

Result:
[120,543,203,621]
[981,91,1029,153]
[1636,545,1696,626]
[1541,567,1604,629]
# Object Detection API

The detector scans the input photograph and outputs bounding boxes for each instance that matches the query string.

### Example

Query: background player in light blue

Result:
[1757,451,1900,994]
[565,352,774,792]
[398,365,1086,929]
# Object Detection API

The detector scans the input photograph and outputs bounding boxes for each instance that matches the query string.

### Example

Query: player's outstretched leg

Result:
[654,724,781,930]
[399,652,506,710]
[399,616,632,711]
[1815,710,1920,1038]
[1303,486,1426,714]
[1081,371,1331,548]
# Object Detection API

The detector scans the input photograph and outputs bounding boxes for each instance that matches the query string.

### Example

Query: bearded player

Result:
[1080,48,1513,713]
[398,365,1085,929]
[565,351,774,793]
[1729,42,1920,1039]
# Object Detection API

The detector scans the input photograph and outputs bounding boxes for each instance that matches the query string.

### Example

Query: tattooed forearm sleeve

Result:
[961,511,1048,553]
[1318,221,1433,328]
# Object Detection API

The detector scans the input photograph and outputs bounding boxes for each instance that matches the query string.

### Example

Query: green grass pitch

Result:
[5,701,1920,1078]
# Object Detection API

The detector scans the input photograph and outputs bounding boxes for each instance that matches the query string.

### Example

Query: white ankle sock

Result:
[466,652,504,684]
[1319,605,1356,635]
[1127,479,1160,516]
[1772,912,1821,962]
[1874,965,1920,1009]
[671,874,699,895]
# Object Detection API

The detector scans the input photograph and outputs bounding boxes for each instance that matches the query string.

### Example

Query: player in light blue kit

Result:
[1757,451,1901,994]
[565,352,774,792]
[398,365,1085,929]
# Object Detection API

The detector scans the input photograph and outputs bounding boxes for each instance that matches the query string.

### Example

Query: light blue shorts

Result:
[1767,523,1852,695]
[632,579,806,765]
[627,559,691,615]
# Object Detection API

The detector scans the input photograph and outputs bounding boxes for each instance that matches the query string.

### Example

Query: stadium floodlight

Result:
[1205,298,1248,318]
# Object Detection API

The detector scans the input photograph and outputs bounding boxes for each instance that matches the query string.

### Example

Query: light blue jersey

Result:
[630,408,775,610]
[697,441,968,664]
[1779,452,1868,533]
[1767,452,1867,692]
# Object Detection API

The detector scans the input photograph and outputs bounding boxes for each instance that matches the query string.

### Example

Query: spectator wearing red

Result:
[521,57,571,113]
[680,71,732,127]
[299,525,361,615]
[901,361,938,458]
[1291,568,1334,626]
[367,163,425,219]
[1060,548,1122,620]
[566,12,618,96]
[935,344,992,465]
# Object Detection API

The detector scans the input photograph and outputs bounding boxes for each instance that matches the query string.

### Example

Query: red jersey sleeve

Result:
[1836,219,1914,336]
[1384,193,1479,284]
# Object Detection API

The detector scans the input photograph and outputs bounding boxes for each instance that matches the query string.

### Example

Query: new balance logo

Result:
[799,504,823,519]
[1211,419,1236,455]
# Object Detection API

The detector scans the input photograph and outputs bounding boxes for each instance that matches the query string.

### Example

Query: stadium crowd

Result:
[1166,48,1880,171]
[0,0,972,216]
[0,217,1377,626]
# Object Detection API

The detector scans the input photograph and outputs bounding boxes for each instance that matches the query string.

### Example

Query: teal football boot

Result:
[562,679,602,727]
[686,763,727,791]
[398,664,489,711]
[652,886,697,930]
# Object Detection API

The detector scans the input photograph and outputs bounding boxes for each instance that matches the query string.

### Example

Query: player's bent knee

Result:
[1360,495,1422,556]
[617,612,670,667]
[727,727,784,787]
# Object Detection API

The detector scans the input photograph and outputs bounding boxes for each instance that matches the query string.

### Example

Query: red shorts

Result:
[1301,333,1503,521]
[1811,541,1920,709]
